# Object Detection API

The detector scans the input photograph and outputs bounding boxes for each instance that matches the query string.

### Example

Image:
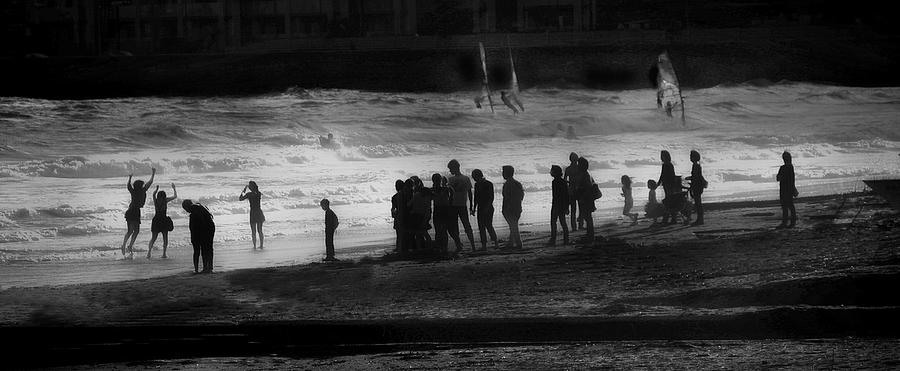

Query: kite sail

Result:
[656,51,685,124]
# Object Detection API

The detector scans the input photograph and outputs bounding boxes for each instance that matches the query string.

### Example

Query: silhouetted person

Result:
[564,152,581,231]
[239,181,265,249]
[321,198,340,261]
[391,179,405,252]
[431,173,455,254]
[502,165,524,248]
[501,91,519,114]
[657,150,680,224]
[549,165,569,246]
[442,176,465,252]
[574,157,596,244]
[148,183,177,259]
[474,86,489,109]
[644,180,666,223]
[472,169,498,250]
[686,150,706,226]
[408,179,433,250]
[121,167,155,259]
[182,199,215,273]
[621,175,638,224]
[401,178,416,251]
[512,92,525,112]
[448,159,477,251]
[777,151,798,228]
[319,133,338,149]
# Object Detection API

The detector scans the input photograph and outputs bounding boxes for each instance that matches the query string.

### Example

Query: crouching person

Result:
[182,199,215,273]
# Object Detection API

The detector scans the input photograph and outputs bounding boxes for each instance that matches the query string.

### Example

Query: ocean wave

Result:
[37,205,108,218]
[168,157,268,173]
[0,215,15,227]
[0,110,32,119]
[366,95,420,105]
[260,134,312,147]
[718,172,770,183]
[715,79,796,89]
[797,90,860,103]
[836,138,900,150]
[336,149,367,162]
[282,86,318,99]
[284,155,312,164]
[356,144,411,158]
[0,230,43,243]
[0,145,35,160]
[728,135,800,147]
[197,194,238,205]
[4,155,267,178]
[8,208,36,219]
[523,184,551,193]
[707,101,753,112]
[5,157,163,178]
[623,158,659,167]
[0,244,128,264]
[58,223,110,236]
[381,111,471,128]
[126,122,200,142]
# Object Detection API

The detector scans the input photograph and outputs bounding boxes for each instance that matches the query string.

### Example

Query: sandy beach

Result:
[2,191,899,368]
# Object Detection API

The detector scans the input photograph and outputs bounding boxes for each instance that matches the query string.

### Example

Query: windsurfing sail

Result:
[475,42,494,113]
[656,51,685,124]
[506,45,524,113]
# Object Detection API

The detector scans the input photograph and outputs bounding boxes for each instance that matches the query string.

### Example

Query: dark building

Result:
[3,0,885,56]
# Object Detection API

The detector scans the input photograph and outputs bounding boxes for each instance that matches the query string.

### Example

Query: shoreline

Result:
[0,191,871,290]
[2,191,898,366]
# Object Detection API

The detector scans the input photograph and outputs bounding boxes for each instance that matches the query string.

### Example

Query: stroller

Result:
[662,176,693,225]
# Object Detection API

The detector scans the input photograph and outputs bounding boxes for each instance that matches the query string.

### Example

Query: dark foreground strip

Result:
[5,307,900,369]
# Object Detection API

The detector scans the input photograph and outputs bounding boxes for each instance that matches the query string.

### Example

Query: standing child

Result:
[239,181,265,249]
[501,165,525,249]
[321,199,340,261]
[644,180,665,223]
[549,165,569,246]
[621,175,638,224]
[121,167,155,259]
[471,169,498,250]
[686,150,706,226]
[148,183,177,259]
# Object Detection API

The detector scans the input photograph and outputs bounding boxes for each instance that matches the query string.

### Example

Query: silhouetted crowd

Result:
[387,150,798,257]
[120,150,798,269]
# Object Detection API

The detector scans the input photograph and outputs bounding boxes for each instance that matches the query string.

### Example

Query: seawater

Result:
[1,83,899,286]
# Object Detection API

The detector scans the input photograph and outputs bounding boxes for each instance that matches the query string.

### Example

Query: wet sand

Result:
[2,192,900,368]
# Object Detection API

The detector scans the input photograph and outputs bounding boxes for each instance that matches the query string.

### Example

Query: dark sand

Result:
[3,192,899,369]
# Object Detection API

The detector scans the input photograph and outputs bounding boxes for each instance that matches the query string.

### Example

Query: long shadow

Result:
[619,272,900,308]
